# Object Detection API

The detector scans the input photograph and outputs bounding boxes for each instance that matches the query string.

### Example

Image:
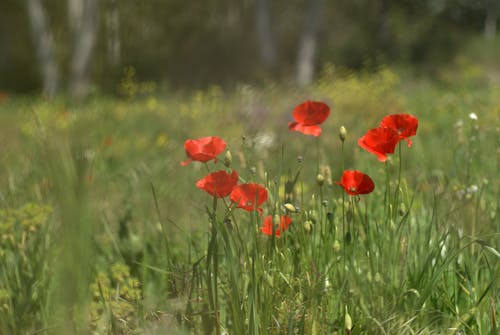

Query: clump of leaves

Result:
[90,263,142,334]
[0,203,53,333]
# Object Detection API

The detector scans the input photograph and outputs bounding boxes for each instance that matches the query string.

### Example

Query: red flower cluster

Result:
[183,136,269,213]
[260,215,291,237]
[289,100,330,137]
[181,136,226,166]
[358,114,418,162]
[336,170,375,196]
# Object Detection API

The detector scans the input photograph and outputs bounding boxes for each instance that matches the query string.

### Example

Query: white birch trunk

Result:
[26,0,59,97]
[484,0,499,40]
[296,0,322,87]
[106,0,121,67]
[255,0,277,69]
[68,0,98,99]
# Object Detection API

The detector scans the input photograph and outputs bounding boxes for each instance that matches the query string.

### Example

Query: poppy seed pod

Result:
[339,126,347,142]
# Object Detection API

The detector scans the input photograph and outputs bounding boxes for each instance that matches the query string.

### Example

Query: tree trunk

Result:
[26,0,59,97]
[377,0,391,53]
[68,0,98,99]
[484,0,499,40]
[296,0,322,87]
[106,0,121,67]
[255,0,277,69]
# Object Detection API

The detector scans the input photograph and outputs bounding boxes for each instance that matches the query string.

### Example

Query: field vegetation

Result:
[0,61,498,334]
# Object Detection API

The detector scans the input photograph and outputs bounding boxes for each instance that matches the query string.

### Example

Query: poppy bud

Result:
[345,306,353,333]
[339,126,347,142]
[333,240,341,253]
[224,150,232,167]
[284,203,296,213]
[304,220,313,233]
[316,174,325,186]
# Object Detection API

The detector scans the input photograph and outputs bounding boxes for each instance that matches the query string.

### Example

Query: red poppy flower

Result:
[288,100,330,137]
[230,183,268,214]
[380,114,418,147]
[358,126,399,162]
[181,136,226,166]
[336,170,375,196]
[260,215,292,237]
[196,170,238,198]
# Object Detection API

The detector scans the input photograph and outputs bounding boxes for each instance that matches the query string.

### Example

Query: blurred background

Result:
[1,0,499,98]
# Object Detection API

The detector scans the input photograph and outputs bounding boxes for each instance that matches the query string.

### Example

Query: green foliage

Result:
[0,65,498,334]
[0,203,53,334]
[89,263,142,334]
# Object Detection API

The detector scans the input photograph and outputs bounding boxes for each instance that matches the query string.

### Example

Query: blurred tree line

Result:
[0,0,498,97]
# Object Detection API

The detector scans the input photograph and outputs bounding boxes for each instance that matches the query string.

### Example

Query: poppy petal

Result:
[337,170,375,195]
[288,122,322,137]
[196,170,238,198]
[230,183,268,213]
[380,114,418,145]
[260,215,292,237]
[182,136,227,165]
[358,127,399,162]
[292,101,330,125]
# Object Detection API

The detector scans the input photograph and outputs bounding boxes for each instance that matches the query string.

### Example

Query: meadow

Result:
[0,65,498,334]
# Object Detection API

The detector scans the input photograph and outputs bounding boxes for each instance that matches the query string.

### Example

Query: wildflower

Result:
[260,215,291,237]
[468,112,478,121]
[380,114,418,147]
[0,91,8,103]
[336,170,375,195]
[103,136,113,147]
[288,100,330,137]
[196,170,238,198]
[181,136,226,166]
[358,126,399,162]
[230,183,268,214]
